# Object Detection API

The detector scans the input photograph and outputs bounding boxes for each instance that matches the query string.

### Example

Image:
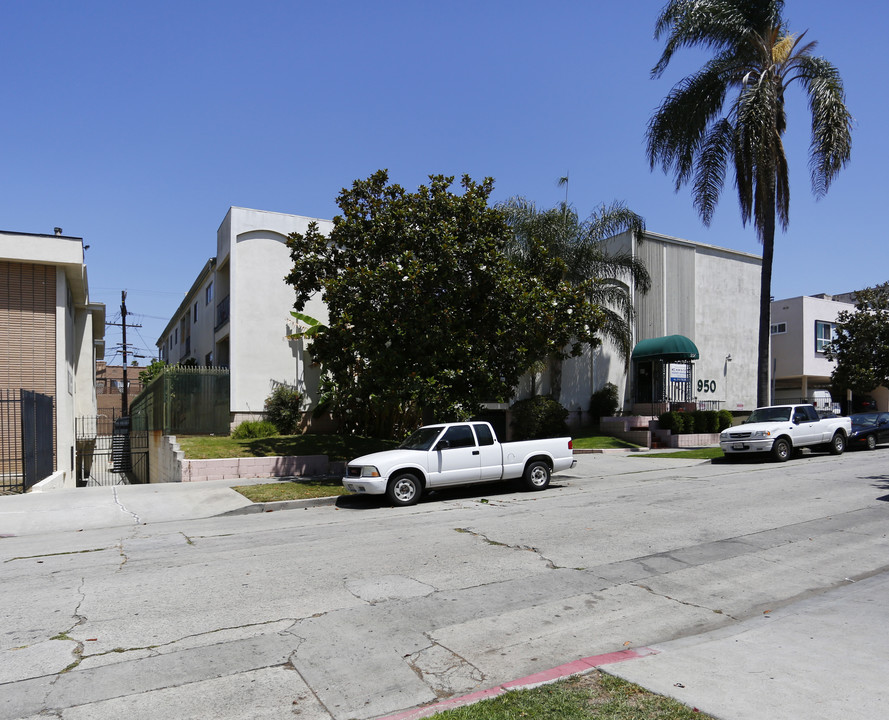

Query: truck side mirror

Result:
[436,440,451,451]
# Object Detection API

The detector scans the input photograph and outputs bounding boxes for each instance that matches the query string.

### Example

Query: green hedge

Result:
[658,410,732,434]
[510,396,569,440]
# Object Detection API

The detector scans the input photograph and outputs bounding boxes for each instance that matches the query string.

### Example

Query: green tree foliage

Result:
[285,170,606,438]
[497,196,650,401]
[647,0,853,406]
[826,283,889,394]
[138,360,167,386]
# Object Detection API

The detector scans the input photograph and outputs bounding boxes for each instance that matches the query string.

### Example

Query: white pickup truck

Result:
[343,421,576,505]
[720,404,852,461]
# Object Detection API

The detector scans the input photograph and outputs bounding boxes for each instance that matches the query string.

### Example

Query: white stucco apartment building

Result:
[555,230,762,416]
[0,229,105,487]
[157,207,332,425]
[160,210,766,427]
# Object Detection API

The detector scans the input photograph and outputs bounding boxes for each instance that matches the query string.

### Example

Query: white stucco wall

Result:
[693,245,760,411]
[224,208,332,416]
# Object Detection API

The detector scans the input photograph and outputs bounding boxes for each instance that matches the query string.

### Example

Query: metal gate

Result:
[76,416,148,486]
[1,389,54,494]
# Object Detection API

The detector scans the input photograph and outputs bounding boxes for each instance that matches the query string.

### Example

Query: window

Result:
[473,423,495,446]
[441,425,476,449]
[205,281,213,305]
[193,301,198,323]
[815,321,836,353]
[770,322,787,335]
[175,328,179,344]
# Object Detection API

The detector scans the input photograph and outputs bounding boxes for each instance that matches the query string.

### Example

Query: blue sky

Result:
[3,1,886,362]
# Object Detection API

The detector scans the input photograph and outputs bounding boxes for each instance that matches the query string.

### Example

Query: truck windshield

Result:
[746,407,791,423]
[399,427,443,451]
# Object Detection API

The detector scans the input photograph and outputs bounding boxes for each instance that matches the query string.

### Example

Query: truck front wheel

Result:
[829,432,846,455]
[771,438,791,462]
[522,461,551,491]
[387,473,422,506]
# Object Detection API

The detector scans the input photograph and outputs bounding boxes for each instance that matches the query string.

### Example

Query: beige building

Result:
[0,229,104,489]
[157,207,332,425]
[770,293,887,412]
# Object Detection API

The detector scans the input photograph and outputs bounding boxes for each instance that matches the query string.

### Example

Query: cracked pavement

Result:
[1,452,888,718]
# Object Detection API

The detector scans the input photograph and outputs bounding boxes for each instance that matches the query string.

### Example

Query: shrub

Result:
[231,420,278,439]
[660,410,724,434]
[658,411,681,433]
[264,384,303,435]
[510,396,569,440]
[589,383,620,423]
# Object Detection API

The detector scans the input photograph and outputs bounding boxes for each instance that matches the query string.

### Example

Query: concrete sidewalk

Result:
[607,571,889,719]
[381,572,889,720]
[0,479,264,537]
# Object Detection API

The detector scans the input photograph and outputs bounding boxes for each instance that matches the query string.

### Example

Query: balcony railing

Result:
[215,295,230,331]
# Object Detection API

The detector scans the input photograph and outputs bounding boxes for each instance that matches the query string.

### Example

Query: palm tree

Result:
[647,0,852,406]
[498,196,650,402]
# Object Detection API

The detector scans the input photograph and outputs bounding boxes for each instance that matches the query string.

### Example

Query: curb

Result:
[376,647,658,720]
[217,494,341,516]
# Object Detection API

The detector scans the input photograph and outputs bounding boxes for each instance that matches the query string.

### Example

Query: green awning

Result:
[631,334,700,361]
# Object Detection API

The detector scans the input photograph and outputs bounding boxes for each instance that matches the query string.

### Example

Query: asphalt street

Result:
[1,449,887,719]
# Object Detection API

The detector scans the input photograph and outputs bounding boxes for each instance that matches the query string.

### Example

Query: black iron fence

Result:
[1,389,54,494]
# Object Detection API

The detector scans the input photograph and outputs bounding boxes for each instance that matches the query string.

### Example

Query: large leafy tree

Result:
[497,197,650,400]
[285,170,606,438]
[826,283,889,396]
[647,0,852,406]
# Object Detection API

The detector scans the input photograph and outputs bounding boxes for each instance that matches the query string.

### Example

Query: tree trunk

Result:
[757,186,777,408]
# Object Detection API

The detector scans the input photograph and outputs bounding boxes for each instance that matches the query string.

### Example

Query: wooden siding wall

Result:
[0,261,57,396]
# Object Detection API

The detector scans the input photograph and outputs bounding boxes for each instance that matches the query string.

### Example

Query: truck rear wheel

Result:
[522,461,551,491]
[829,432,846,455]
[771,438,791,462]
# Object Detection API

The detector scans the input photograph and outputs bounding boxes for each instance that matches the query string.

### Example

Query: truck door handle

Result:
[472,450,479,455]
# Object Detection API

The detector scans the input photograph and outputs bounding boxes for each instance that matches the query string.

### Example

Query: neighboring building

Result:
[95,361,145,419]
[770,293,887,412]
[157,207,333,426]
[552,230,762,417]
[0,229,105,488]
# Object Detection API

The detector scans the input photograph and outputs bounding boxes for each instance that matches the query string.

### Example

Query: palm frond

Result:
[795,55,853,198]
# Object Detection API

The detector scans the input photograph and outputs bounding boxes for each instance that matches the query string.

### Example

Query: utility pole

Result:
[106,291,142,417]
[121,291,129,416]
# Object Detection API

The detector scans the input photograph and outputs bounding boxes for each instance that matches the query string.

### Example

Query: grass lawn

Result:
[433,671,713,719]
[176,433,398,461]
[572,431,643,450]
[231,480,349,502]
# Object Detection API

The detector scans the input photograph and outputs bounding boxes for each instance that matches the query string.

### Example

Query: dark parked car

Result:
[848,412,889,450]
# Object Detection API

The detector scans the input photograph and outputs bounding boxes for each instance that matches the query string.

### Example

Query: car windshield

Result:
[398,427,443,451]
[745,407,791,423]
[850,414,877,428]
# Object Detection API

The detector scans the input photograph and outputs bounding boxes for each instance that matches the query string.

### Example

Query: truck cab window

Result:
[472,423,495,446]
[441,425,475,449]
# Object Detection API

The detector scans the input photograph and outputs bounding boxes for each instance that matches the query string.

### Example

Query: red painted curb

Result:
[378,647,658,720]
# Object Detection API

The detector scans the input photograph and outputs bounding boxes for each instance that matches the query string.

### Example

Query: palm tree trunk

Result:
[757,190,777,407]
